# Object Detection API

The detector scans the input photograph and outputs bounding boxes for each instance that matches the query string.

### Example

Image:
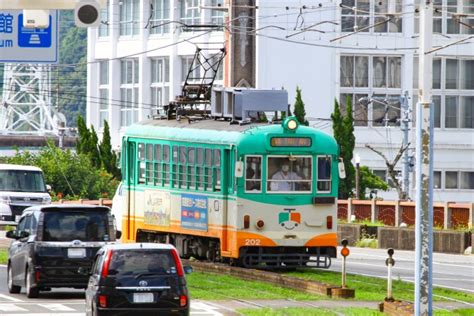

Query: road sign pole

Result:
[416,1,434,315]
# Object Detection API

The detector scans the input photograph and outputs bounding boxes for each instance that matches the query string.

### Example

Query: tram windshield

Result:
[267,156,312,193]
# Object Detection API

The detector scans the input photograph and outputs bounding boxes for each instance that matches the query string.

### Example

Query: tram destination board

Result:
[270,137,312,147]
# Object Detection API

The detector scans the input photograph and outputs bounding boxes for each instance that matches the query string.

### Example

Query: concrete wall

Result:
[377,226,471,254]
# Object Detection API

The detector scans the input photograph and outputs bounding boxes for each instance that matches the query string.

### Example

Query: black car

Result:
[85,243,192,316]
[6,205,120,298]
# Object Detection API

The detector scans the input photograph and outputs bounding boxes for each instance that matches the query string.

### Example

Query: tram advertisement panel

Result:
[144,191,171,226]
[181,194,208,231]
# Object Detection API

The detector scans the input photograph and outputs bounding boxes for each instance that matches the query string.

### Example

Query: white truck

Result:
[0,164,51,222]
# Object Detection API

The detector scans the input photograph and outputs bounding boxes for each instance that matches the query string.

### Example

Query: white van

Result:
[0,164,51,222]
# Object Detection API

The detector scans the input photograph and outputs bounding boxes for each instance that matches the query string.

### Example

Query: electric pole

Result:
[415,0,434,315]
[400,91,410,199]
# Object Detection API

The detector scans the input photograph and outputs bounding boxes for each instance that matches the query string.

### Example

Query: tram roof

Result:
[125,118,338,152]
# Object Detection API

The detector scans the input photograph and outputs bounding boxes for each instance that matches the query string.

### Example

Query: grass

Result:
[0,248,7,265]
[238,307,383,316]
[238,308,474,316]
[186,272,324,301]
[284,269,474,303]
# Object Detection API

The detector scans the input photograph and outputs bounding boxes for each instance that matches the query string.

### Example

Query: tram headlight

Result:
[256,219,265,230]
[283,117,299,132]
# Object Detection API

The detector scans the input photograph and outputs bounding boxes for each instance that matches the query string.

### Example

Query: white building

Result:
[87,0,474,202]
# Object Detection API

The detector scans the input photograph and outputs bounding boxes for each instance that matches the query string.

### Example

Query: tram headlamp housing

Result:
[283,117,298,132]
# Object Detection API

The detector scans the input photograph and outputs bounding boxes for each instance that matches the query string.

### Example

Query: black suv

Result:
[85,243,192,316]
[6,205,120,298]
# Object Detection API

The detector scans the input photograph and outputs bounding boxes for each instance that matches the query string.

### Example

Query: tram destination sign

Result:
[270,137,312,147]
[0,10,58,63]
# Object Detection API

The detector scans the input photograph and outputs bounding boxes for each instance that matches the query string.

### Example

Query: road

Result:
[0,266,231,315]
[328,247,474,295]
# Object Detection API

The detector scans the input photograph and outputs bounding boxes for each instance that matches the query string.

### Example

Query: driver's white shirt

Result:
[271,171,301,191]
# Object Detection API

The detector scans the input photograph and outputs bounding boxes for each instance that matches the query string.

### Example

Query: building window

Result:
[120,0,140,36]
[211,54,224,81]
[120,59,139,127]
[340,55,402,127]
[181,56,201,83]
[210,0,224,25]
[181,0,201,29]
[340,0,402,33]
[460,171,474,189]
[445,171,458,189]
[433,171,441,189]
[414,57,474,129]
[98,1,109,37]
[99,61,109,127]
[151,57,170,111]
[150,0,170,35]
[415,0,474,35]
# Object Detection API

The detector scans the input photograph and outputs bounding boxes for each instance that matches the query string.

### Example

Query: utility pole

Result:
[400,91,410,199]
[415,0,434,315]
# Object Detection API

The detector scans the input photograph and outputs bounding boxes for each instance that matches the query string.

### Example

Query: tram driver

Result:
[270,159,302,191]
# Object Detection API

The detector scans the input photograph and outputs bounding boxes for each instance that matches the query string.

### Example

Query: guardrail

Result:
[338,199,473,229]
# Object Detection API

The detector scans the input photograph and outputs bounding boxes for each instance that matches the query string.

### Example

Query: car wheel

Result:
[25,267,39,298]
[7,264,21,294]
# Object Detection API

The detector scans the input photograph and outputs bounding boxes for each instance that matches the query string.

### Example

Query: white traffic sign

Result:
[0,10,58,63]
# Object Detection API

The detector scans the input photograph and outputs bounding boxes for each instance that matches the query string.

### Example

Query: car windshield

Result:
[42,210,110,242]
[0,170,46,192]
[108,249,177,276]
[267,156,312,193]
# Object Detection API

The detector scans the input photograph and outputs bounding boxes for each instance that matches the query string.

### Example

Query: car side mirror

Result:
[19,231,30,239]
[338,158,346,179]
[235,161,243,178]
[183,265,193,274]
[6,230,17,239]
[46,184,52,192]
[115,230,122,240]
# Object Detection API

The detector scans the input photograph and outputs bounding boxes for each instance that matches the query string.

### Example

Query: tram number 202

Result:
[244,239,261,246]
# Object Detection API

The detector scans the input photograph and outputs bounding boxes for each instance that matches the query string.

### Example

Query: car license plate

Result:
[133,293,154,303]
[67,248,86,258]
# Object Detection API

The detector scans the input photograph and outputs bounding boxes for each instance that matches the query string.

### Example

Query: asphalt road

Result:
[328,246,474,295]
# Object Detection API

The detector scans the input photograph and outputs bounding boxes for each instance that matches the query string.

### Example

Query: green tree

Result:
[331,96,356,199]
[1,142,118,200]
[99,120,121,179]
[293,87,309,126]
[358,166,389,199]
[76,115,89,154]
[89,126,101,169]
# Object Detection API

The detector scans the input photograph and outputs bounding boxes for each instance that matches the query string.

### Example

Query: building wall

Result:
[87,0,474,202]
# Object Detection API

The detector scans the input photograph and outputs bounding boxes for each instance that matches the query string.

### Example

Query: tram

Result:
[118,116,344,268]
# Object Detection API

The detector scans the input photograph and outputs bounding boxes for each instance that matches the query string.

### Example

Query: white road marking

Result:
[38,303,76,311]
[2,313,84,316]
[191,302,223,316]
[0,294,24,302]
[0,304,28,312]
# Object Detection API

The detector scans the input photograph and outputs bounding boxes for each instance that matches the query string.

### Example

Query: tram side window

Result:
[214,149,221,191]
[145,144,153,185]
[245,156,262,192]
[138,143,145,184]
[179,146,187,188]
[197,148,204,189]
[163,145,170,185]
[267,156,312,192]
[154,144,162,186]
[317,156,332,192]
[188,147,196,189]
[205,148,212,190]
[172,147,178,187]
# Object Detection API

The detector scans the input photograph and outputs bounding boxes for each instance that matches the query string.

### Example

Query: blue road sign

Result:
[0,10,58,63]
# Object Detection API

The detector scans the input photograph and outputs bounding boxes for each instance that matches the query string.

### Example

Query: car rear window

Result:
[108,249,177,276]
[42,210,110,242]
